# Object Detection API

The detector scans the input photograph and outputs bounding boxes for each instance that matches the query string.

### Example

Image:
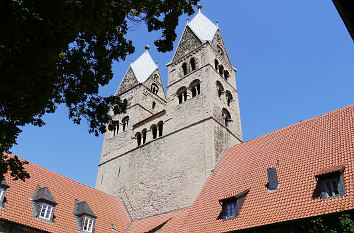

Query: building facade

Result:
[95,9,242,219]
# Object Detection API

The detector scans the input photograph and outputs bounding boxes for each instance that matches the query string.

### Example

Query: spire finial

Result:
[186,18,189,23]
[145,45,150,50]
[197,4,202,12]
[216,20,219,28]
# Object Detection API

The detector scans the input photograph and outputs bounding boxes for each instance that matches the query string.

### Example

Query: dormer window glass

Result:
[83,216,94,232]
[324,178,339,197]
[225,201,236,219]
[39,203,53,220]
[0,188,5,201]
[0,179,9,208]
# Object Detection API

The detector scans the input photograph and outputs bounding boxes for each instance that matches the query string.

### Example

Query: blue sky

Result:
[12,0,354,187]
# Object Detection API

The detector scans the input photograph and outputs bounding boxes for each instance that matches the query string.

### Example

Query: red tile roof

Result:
[178,104,354,232]
[0,159,131,233]
[127,208,188,233]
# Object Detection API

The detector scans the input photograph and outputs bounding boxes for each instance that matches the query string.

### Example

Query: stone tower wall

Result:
[96,23,243,219]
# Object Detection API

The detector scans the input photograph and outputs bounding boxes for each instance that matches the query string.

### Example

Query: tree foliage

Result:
[0,0,198,181]
[251,210,354,233]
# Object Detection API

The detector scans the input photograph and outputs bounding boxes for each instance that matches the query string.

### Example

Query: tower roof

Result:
[130,50,158,83]
[187,11,218,43]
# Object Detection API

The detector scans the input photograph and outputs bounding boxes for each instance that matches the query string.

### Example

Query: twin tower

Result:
[96,10,243,220]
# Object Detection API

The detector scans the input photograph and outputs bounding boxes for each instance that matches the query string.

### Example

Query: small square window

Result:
[83,216,94,232]
[316,166,346,200]
[219,189,249,220]
[39,203,53,220]
[224,201,236,219]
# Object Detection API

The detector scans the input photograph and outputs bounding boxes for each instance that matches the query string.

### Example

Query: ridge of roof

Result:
[130,50,158,83]
[187,11,218,43]
[237,104,354,148]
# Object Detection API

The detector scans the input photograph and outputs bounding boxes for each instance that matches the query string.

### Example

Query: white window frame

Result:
[0,188,5,201]
[39,203,53,220]
[83,216,94,232]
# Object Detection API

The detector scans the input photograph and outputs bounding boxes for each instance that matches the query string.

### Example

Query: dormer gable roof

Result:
[187,11,218,43]
[32,185,57,204]
[130,50,158,83]
[74,200,96,217]
[0,178,9,188]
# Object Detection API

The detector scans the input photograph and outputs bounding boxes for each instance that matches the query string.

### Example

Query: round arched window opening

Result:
[182,63,188,75]
[216,81,224,98]
[122,116,129,131]
[189,80,201,97]
[222,108,232,127]
[151,125,157,139]
[177,86,188,104]
[190,58,196,71]
[136,132,142,146]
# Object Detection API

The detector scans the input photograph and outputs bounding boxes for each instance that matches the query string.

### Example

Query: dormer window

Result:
[31,185,57,222]
[74,200,96,233]
[0,179,10,208]
[39,203,53,220]
[315,165,345,200]
[218,189,249,220]
[83,216,94,232]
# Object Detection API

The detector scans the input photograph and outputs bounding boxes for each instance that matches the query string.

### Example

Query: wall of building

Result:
[96,118,215,219]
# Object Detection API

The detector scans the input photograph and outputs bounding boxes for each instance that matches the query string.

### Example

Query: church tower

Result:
[96,7,242,220]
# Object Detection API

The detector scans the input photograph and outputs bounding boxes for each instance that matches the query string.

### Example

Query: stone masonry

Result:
[96,10,243,220]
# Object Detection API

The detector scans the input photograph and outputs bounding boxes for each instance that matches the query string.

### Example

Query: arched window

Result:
[158,121,163,137]
[111,120,119,136]
[151,125,157,139]
[123,99,128,108]
[214,59,219,71]
[182,63,188,75]
[222,108,232,127]
[219,65,224,76]
[225,91,233,106]
[152,101,156,109]
[122,116,129,131]
[142,129,147,144]
[217,45,224,56]
[151,83,159,95]
[136,132,142,146]
[190,58,196,71]
[189,80,201,97]
[216,81,224,98]
[224,70,229,80]
[177,87,187,104]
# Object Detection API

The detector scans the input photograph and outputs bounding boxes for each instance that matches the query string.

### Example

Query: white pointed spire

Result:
[187,8,217,43]
[130,49,158,83]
